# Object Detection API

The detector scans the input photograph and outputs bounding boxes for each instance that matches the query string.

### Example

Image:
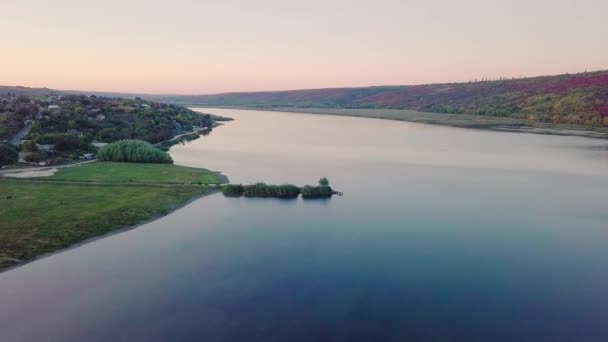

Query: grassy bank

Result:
[211,106,608,139]
[48,161,227,184]
[0,162,226,271]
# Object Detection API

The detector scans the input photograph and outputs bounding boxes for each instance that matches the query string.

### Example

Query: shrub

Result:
[35,134,86,151]
[0,144,18,166]
[301,185,333,199]
[240,183,300,198]
[21,141,38,152]
[243,183,273,197]
[222,184,244,197]
[158,133,200,151]
[274,184,300,198]
[97,140,173,164]
[24,151,48,163]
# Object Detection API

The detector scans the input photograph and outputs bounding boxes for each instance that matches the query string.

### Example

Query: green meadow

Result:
[0,162,226,271]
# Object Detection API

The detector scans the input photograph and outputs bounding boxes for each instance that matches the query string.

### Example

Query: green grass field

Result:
[49,162,227,184]
[0,162,226,271]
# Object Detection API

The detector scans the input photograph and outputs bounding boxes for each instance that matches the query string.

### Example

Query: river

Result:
[2,108,608,341]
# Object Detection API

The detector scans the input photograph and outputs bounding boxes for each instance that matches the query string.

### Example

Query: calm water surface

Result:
[2,108,608,341]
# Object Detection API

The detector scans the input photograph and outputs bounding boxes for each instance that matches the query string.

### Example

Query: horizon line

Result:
[2,68,606,97]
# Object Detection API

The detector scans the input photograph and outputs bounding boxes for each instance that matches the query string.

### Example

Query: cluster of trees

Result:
[97,140,173,164]
[0,91,214,143]
[222,184,245,197]
[0,143,18,166]
[244,183,301,198]
[222,183,301,198]
[0,95,36,140]
[157,133,200,152]
[301,185,333,198]
[29,96,213,144]
[35,134,91,151]
[222,178,334,199]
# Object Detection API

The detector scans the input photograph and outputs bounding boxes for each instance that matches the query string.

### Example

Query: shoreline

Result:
[0,188,222,274]
[189,106,608,140]
[0,158,229,273]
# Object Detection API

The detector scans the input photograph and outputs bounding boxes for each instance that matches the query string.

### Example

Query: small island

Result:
[222,177,341,199]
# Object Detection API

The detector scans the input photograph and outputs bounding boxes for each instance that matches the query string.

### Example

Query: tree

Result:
[0,144,18,166]
[21,140,38,152]
[318,177,330,186]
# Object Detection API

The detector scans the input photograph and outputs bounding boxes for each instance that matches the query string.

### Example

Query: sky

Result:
[1,0,607,94]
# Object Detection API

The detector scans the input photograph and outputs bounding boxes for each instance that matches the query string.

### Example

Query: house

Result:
[92,142,107,148]
[81,153,94,160]
[95,114,106,120]
[47,104,60,111]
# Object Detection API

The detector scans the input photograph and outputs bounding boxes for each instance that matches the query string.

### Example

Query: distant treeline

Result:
[156,71,608,128]
[223,178,335,199]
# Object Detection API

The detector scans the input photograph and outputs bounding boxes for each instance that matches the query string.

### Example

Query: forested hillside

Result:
[0,91,212,143]
[158,71,608,127]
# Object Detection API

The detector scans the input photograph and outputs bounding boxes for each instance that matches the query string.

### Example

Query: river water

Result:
[2,108,608,341]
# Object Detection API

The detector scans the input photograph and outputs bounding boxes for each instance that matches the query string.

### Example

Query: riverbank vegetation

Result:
[0,161,226,271]
[0,143,18,166]
[243,107,608,139]
[97,140,173,164]
[160,70,608,130]
[157,132,200,151]
[301,185,333,199]
[222,183,300,198]
[222,178,335,199]
[243,183,301,198]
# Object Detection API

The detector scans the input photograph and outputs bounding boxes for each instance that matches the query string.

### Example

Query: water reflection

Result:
[2,108,608,341]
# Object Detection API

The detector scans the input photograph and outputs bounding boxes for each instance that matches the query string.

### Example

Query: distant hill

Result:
[156,71,608,127]
[0,86,67,97]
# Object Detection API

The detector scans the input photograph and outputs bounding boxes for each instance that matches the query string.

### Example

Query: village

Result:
[0,90,214,168]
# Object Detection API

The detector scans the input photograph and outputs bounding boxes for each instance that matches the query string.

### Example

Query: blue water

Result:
[2,109,608,341]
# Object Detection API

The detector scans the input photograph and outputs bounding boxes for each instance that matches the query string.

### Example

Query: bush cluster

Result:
[222,178,334,199]
[243,183,301,198]
[301,185,333,199]
[222,184,244,197]
[97,140,173,164]
[223,183,301,198]
[0,143,18,166]
[158,133,200,151]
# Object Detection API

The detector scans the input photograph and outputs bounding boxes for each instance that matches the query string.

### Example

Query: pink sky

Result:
[1,0,607,94]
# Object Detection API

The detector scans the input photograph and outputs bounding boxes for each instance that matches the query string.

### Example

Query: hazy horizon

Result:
[4,67,608,97]
[2,0,607,94]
